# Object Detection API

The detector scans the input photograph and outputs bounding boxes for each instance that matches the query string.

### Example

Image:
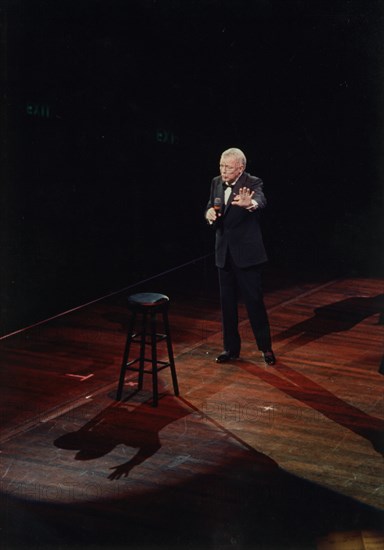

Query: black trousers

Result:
[218,253,272,354]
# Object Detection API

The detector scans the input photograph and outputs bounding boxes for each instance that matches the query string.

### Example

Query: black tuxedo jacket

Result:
[206,171,268,269]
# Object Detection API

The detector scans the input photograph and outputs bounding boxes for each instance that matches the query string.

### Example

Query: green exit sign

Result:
[26,103,51,118]
[155,128,179,145]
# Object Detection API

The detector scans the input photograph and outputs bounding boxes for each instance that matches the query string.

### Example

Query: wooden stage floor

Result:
[1,263,383,549]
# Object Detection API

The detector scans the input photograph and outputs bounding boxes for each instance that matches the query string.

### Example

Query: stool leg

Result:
[150,310,159,407]
[117,310,136,400]
[138,311,147,390]
[163,309,179,396]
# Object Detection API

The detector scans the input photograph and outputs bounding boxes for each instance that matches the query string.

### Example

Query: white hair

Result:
[221,147,247,168]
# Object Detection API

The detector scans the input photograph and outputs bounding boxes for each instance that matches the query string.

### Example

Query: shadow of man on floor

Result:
[54,393,195,480]
[53,363,277,482]
[275,293,383,348]
[240,359,384,456]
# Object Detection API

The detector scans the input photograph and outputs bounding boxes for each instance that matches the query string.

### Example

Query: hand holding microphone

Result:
[213,197,222,216]
[206,197,222,224]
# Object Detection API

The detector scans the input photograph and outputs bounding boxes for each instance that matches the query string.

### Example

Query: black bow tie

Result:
[223,182,234,190]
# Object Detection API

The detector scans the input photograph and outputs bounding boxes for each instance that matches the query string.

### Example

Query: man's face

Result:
[219,155,243,183]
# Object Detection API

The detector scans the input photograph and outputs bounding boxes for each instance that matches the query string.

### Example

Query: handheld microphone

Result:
[213,197,222,216]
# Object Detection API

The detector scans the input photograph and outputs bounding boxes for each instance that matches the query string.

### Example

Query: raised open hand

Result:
[231,187,255,208]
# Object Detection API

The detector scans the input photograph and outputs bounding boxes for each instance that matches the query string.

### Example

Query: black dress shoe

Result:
[262,351,276,366]
[216,351,239,363]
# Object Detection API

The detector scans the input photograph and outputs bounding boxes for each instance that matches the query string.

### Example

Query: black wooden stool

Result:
[116,292,179,406]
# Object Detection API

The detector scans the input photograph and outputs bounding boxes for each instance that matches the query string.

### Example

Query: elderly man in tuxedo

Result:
[205,147,275,365]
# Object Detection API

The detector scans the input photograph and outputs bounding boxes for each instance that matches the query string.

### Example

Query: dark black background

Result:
[1,0,383,335]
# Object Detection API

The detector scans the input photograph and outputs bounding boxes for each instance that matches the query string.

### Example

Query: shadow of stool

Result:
[116,292,179,406]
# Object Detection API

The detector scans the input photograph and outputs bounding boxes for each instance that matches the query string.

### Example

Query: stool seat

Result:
[128,292,169,307]
[116,292,179,406]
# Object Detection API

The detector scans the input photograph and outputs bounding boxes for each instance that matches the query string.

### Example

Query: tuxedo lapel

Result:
[223,187,234,214]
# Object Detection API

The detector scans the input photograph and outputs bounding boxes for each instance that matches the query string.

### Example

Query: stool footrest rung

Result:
[131,333,167,344]
[125,358,171,374]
